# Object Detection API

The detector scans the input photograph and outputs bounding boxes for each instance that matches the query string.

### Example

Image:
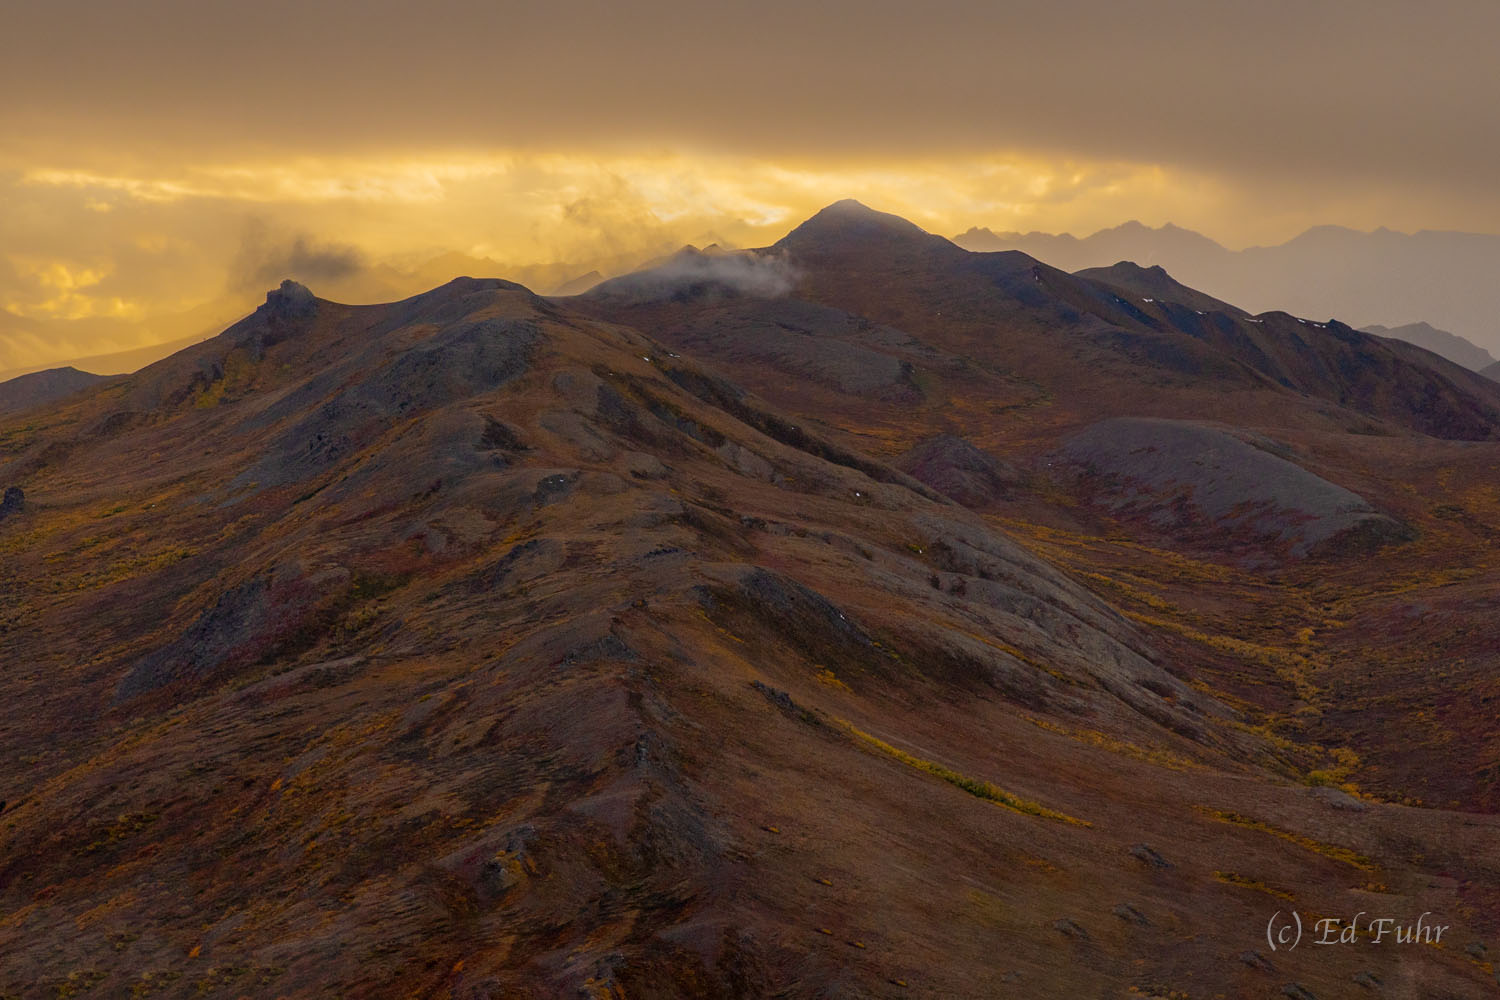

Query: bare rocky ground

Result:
[1,205,1499,998]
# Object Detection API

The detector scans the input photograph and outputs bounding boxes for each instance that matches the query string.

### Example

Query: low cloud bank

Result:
[229,220,365,292]
[588,249,799,304]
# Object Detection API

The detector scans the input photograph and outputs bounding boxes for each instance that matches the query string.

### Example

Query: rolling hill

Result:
[0,367,117,416]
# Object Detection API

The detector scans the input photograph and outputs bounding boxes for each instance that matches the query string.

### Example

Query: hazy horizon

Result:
[7,0,1500,371]
[8,207,1500,381]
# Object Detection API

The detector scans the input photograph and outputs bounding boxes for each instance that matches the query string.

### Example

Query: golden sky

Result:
[4,0,1498,373]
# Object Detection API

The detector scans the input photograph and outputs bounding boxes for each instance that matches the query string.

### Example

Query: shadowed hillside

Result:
[955,220,1500,358]
[0,367,116,416]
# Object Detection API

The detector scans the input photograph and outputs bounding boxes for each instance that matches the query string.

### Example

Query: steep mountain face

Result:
[3,206,1500,998]
[1362,321,1497,371]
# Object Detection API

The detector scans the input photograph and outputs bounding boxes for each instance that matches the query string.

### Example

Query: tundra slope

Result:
[0,210,1498,997]
[574,204,1500,816]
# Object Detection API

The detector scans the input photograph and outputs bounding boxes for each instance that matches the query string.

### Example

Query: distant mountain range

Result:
[955,221,1500,358]
[1360,321,1497,372]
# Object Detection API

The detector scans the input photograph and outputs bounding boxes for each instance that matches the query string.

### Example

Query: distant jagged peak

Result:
[1276,223,1367,245]
[1108,220,1195,235]
[663,242,732,259]
[954,224,1027,242]
[548,269,604,297]
[956,219,1223,245]
[668,244,715,261]
[1268,223,1420,251]
[1365,320,1445,337]
[1080,220,1228,250]
[952,221,1231,263]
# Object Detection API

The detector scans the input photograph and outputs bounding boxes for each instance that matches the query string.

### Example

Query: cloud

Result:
[558,185,670,257]
[7,137,1500,373]
[592,248,799,304]
[6,1,1500,211]
[228,219,365,292]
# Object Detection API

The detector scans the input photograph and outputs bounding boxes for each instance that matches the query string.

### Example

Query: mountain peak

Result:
[1123,261,1170,277]
[262,279,317,318]
[775,200,949,256]
[271,278,312,298]
[825,197,878,214]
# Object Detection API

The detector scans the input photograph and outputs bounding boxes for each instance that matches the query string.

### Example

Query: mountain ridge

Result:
[955,220,1500,354]
[4,202,1500,997]
[1361,321,1496,371]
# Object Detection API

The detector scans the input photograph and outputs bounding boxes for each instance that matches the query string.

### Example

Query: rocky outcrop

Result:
[0,485,22,519]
